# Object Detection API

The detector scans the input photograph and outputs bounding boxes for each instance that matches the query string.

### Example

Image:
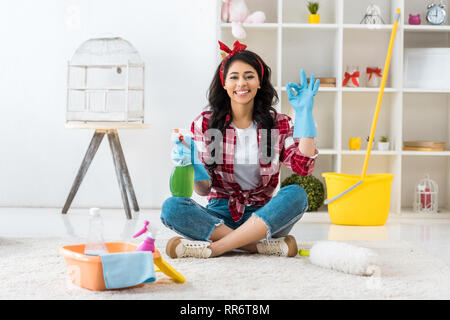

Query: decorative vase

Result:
[366,66,382,87]
[308,14,320,24]
[343,66,360,87]
[377,142,390,151]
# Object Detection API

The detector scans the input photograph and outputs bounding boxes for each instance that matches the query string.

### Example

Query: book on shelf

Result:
[307,77,336,87]
[403,141,446,152]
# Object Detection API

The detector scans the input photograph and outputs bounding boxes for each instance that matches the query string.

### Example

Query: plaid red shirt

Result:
[190,110,318,222]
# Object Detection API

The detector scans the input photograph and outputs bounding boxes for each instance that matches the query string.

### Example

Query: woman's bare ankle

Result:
[208,241,259,257]
[239,242,258,253]
[208,242,224,257]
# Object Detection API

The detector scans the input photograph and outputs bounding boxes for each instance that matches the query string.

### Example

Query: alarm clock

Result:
[426,2,447,25]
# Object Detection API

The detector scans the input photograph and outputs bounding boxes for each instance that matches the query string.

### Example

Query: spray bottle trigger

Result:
[133,220,150,238]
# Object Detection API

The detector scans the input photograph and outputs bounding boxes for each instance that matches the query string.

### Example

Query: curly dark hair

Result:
[205,50,279,173]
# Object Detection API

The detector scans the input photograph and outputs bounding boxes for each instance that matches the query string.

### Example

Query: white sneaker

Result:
[256,235,298,257]
[166,236,212,259]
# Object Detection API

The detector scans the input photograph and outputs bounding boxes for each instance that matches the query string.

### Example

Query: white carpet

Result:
[0,237,449,300]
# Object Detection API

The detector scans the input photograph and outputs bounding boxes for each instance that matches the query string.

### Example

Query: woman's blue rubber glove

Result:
[286,69,320,138]
[171,134,210,182]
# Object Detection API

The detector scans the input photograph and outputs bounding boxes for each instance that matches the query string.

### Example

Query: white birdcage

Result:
[66,37,145,123]
[360,4,385,24]
[413,175,439,213]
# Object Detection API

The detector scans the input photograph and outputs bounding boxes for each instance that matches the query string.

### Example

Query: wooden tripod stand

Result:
[63,123,148,219]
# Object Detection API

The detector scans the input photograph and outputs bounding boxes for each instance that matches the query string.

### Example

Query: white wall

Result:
[0,0,218,209]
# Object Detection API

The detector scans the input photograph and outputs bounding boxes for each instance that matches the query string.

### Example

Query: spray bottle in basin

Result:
[133,220,155,252]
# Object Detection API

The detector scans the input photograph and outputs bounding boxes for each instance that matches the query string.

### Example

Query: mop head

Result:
[309,241,379,276]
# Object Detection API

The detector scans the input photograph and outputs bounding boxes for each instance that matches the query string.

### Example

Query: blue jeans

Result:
[160,185,308,241]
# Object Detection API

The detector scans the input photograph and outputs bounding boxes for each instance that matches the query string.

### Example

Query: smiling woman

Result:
[206,42,277,164]
[223,61,261,128]
[160,40,320,260]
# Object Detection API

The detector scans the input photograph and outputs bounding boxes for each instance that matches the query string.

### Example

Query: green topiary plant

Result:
[281,174,325,211]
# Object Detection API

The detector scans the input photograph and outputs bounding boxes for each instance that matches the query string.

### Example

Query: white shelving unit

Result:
[218,0,450,215]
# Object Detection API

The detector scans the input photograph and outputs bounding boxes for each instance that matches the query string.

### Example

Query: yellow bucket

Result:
[320,10,400,227]
[322,172,393,226]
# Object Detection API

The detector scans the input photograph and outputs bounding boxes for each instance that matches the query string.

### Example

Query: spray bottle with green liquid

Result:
[170,129,194,197]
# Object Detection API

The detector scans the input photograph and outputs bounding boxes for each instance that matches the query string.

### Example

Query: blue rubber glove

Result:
[171,134,210,182]
[286,69,320,138]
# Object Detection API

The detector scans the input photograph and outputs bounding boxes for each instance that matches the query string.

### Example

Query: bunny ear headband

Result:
[218,40,264,86]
